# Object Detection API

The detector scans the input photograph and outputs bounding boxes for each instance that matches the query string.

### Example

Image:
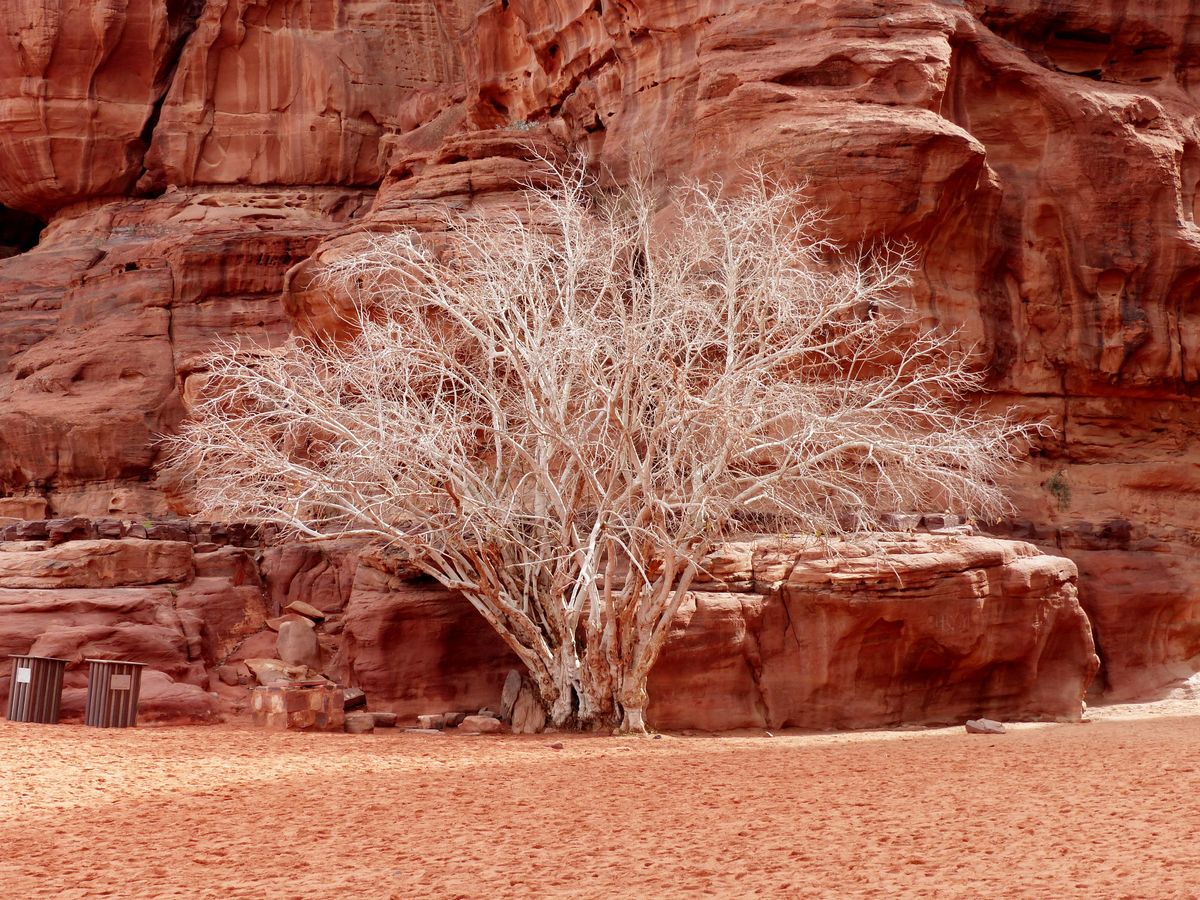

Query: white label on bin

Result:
[109,674,132,690]
[15,668,30,684]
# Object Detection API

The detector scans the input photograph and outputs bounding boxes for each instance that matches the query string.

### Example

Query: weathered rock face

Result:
[335,534,1096,730]
[0,0,479,215]
[0,528,283,723]
[0,1,1197,701]
[338,555,519,716]
[0,0,195,216]
[652,536,1097,730]
[0,539,192,589]
[0,525,1095,730]
[0,187,371,515]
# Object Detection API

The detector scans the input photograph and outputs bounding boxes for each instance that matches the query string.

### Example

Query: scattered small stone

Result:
[342,687,367,710]
[653,734,663,740]
[764,731,774,738]
[477,707,501,719]
[321,618,345,636]
[547,741,564,750]
[416,714,445,730]
[460,715,503,734]
[965,718,1006,735]
[344,712,376,734]
[370,712,398,728]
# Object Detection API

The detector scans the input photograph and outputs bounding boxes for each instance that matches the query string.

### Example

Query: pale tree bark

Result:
[164,157,1038,732]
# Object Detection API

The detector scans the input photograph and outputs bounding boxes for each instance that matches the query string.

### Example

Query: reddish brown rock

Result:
[339,556,519,717]
[57,672,219,726]
[174,581,269,667]
[251,682,344,731]
[0,188,371,516]
[335,535,1095,731]
[0,539,192,589]
[244,658,310,687]
[459,715,503,734]
[0,586,181,663]
[28,624,203,686]
[284,600,325,622]
[1,0,1199,705]
[0,575,213,722]
[226,630,281,667]
[511,686,547,735]
[650,536,1096,731]
[259,541,361,617]
[0,0,196,216]
[276,618,322,671]
[343,712,376,735]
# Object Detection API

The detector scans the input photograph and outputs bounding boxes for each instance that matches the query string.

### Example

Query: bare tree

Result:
[165,161,1034,732]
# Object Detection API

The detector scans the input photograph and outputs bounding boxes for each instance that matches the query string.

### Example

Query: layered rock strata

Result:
[338,533,1096,730]
[0,529,1096,730]
[0,1,1197,701]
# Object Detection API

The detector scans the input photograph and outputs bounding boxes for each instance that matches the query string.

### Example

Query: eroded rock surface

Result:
[651,535,1097,730]
[337,534,1096,730]
[0,1,1198,700]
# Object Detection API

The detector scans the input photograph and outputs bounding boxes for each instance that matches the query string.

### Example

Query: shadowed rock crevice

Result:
[135,0,206,197]
[0,207,45,259]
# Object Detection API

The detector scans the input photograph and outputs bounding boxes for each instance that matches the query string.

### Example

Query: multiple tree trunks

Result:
[341,534,1097,731]
[0,532,1095,731]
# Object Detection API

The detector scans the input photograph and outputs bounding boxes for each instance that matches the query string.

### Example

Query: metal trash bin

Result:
[84,659,147,728]
[6,655,68,724]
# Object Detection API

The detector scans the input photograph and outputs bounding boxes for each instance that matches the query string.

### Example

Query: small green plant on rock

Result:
[1046,470,1071,511]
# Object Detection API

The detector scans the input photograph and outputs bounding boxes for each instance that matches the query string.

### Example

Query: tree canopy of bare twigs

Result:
[164,159,1036,732]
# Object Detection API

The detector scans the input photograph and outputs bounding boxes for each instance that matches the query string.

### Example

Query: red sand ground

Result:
[1,711,1198,898]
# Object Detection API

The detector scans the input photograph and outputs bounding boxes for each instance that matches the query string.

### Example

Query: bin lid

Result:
[83,659,149,666]
[8,655,70,662]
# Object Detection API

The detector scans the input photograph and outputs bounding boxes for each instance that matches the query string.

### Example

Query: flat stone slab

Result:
[459,715,503,734]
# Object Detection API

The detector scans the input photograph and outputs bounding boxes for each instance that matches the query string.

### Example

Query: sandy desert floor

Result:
[1,705,1198,899]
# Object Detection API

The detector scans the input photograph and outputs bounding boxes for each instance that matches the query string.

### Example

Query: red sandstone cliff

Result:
[0,529,1097,729]
[0,0,1198,703]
